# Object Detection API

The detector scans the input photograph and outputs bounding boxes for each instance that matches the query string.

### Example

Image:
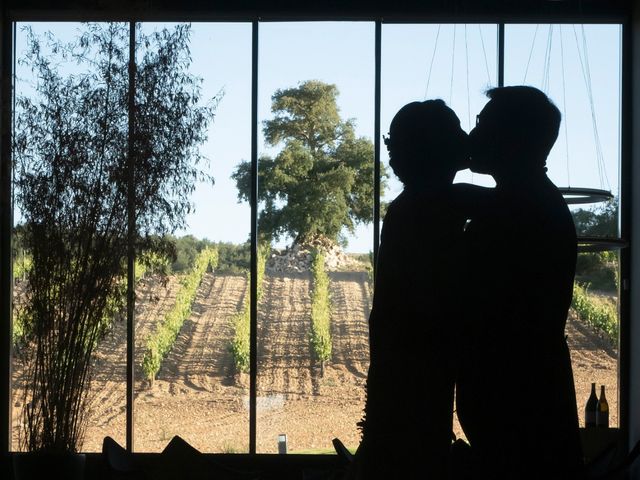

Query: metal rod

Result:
[498,22,505,87]
[126,20,136,453]
[0,12,13,455]
[249,18,259,455]
[373,20,382,275]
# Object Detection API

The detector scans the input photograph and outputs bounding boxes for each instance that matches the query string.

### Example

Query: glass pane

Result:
[253,22,375,453]
[382,23,499,199]
[381,23,498,441]
[133,22,251,452]
[505,24,621,428]
[12,22,129,452]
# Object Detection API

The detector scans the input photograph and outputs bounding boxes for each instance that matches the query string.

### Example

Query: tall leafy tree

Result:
[572,198,618,237]
[13,23,219,452]
[232,80,385,246]
[572,199,619,291]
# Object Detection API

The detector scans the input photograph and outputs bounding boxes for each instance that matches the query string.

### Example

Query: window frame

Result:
[0,7,630,456]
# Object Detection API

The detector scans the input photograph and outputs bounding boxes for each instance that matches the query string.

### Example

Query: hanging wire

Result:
[542,25,554,93]
[465,25,471,130]
[559,25,571,187]
[465,25,474,183]
[11,24,16,217]
[478,24,493,86]
[571,26,600,184]
[523,24,539,83]
[449,24,457,105]
[542,26,550,90]
[424,24,441,100]
[581,25,610,191]
[572,25,610,191]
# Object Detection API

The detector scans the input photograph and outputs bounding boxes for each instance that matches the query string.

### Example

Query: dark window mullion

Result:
[0,15,14,456]
[126,20,137,453]
[498,22,505,87]
[249,19,259,455]
[374,20,381,277]
[618,20,631,455]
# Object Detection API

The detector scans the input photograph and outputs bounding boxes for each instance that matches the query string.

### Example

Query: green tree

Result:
[215,241,251,275]
[14,23,218,452]
[572,199,619,292]
[572,198,618,237]
[232,80,386,246]
[167,234,215,272]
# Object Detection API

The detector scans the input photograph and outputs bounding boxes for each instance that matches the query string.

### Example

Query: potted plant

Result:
[12,22,217,478]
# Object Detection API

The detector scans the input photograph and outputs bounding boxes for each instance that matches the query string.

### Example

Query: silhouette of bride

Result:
[354,100,469,479]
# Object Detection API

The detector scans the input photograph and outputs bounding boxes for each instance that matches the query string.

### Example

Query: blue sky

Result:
[15,22,621,253]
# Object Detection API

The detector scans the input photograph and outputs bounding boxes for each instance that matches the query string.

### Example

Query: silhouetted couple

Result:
[354,86,584,480]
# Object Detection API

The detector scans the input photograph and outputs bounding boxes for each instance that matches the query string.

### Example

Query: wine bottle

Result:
[596,385,609,428]
[585,383,597,428]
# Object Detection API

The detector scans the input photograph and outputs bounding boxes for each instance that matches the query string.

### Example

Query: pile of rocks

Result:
[323,243,358,271]
[266,243,358,273]
[266,244,313,273]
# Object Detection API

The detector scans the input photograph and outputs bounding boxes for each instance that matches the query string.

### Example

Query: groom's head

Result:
[469,86,561,176]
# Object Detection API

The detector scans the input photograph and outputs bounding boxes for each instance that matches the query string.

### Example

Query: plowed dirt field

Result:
[11,271,617,453]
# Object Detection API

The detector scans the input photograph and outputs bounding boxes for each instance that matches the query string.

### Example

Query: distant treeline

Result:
[572,199,619,293]
[12,203,619,292]
[12,227,252,279]
[166,235,250,274]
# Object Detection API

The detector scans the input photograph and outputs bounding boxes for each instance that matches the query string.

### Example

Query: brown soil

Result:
[133,273,249,453]
[257,271,316,400]
[10,271,618,454]
[567,310,618,428]
[10,275,183,451]
[254,271,372,453]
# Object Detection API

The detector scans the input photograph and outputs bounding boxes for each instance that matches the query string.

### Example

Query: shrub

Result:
[14,22,218,452]
[216,242,251,275]
[169,235,217,272]
[572,282,619,346]
[310,250,332,371]
[13,253,32,284]
[575,251,618,292]
[12,257,150,349]
[230,244,269,373]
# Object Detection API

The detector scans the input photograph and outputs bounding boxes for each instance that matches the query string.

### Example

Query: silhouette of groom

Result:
[456,86,585,479]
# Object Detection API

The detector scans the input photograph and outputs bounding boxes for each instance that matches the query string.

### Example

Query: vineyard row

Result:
[141,247,219,382]
[230,245,269,373]
[310,251,332,372]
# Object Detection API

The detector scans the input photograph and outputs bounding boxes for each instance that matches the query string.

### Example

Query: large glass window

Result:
[4,18,625,455]
[505,24,621,427]
[11,21,253,454]
[382,24,498,197]
[12,22,129,452]
[381,23,498,440]
[255,22,374,453]
[133,22,252,452]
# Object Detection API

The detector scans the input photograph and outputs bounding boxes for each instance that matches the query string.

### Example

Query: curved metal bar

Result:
[577,236,627,253]
[560,187,614,205]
